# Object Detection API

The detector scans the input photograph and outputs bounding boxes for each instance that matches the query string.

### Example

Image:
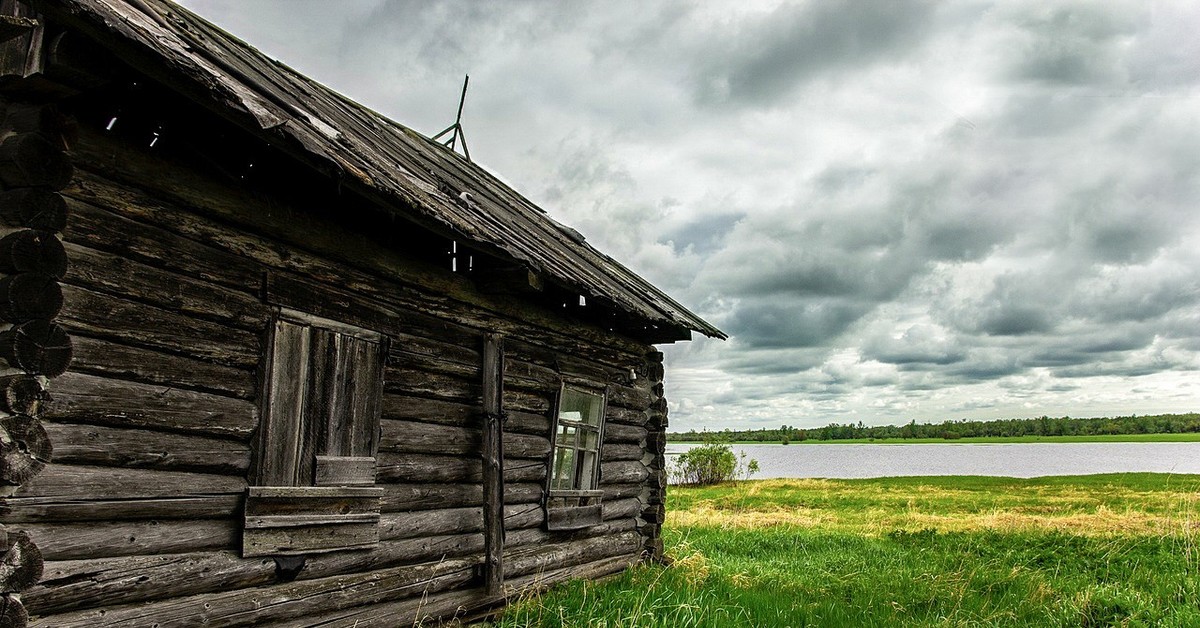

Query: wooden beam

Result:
[480,332,505,598]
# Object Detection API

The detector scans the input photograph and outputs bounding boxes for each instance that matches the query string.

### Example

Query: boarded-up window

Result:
[244,309,386,557]
[546,385,606,530]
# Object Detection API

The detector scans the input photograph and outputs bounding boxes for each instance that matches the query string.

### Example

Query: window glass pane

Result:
[552,447,576,490]
[582,429,598,451]
[559,388,603,427]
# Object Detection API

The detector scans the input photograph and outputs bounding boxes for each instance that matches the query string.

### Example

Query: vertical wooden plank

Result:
[301,328,335,484]
[481,333,505,598]
[348,336,384,457]
[258,319,310,486]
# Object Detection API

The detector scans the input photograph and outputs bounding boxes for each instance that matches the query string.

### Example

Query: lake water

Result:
[664,442,1200,479]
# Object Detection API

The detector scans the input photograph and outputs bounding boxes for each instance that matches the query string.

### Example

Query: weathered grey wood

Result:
[546,504,603,531]
[604,422,648,445]
[0,319,70,377]
[242,486,383,557]
[58,284,259,368]
[0,494,242,523]
[68,334,256,399]
[294,533,484,582]
[481,332,505,597]
[18,519,236,561]
[64,144,659,359]
[0,414,49,486]
[384,365,480,405]
[0,375,45,415]
[506,432,551,458]
[13,463,245,500]
[0,188,67,231]
[44,371,258,439]
[256,318,306,486]
[602,442,646,462]
[506,388,551,414]
[602,482,647,501]
[380,482,542,513]
[61,195,261,291]
[504,409,550,435]
[601,497,644,521]
[606,405,650,427]
[0,230,65,278]
[313,456,375,486]
[379,393,474,427]
[606,381,652,411]
[62,242,268,330]
[601,460,651,485]
[378,504,542,541]
[27,551,277,615]
[375,452,544,484]
[0,132,71,189]
[0,272,61,322]
[42,421,250,475]
[32,555,479,628]
[277,536,643,627]
[378,418,479,456]
[0,529,41,593]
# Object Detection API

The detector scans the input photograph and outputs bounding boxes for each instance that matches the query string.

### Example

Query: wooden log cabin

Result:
[0,0,725,625]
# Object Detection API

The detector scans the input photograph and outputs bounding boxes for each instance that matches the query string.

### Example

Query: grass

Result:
[491,474,1200,627]
[673,433,1200,444]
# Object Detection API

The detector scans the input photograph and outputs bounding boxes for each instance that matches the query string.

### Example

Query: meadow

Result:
[492,474,1200,626]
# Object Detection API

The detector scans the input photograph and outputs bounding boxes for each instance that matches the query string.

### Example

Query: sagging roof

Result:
[36,0,726,342]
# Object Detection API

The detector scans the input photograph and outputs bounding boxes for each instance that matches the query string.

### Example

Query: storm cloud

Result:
[180,0,1200,430]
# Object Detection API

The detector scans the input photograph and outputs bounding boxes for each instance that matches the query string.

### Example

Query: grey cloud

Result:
[862,325,966,366]
[728,298,870,349]
[689,0,938,106]
[660,212,744,255]
[1003,2,1139,86]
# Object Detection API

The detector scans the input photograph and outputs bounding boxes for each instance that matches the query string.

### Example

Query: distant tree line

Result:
[667,413,1200,443]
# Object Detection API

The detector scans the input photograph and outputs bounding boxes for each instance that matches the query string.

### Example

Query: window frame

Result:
[545,382,607,529]
[244,307,387,557]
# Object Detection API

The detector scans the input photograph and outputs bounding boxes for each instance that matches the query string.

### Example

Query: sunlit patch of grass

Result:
[490,474,1200,627]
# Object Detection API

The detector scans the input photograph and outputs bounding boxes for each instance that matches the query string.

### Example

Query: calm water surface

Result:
[664,442,1200,479]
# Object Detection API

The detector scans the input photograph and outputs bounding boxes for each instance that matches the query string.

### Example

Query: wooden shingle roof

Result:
[39,0,725,342]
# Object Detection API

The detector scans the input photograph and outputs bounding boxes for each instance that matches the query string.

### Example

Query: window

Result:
[243,309,387,557]
[546,385,606,530]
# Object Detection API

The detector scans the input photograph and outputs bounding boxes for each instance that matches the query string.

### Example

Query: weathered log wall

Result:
[0,99,669,625]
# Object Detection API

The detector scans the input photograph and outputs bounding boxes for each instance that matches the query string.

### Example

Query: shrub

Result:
[672,443,758,485]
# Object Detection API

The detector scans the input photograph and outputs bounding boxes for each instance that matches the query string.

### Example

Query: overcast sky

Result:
[177,0,1200,431]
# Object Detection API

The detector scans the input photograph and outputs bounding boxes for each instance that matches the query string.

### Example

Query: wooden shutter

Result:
[245,313,385,557]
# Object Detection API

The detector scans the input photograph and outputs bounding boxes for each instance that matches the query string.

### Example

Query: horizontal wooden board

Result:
[58,284,260,368]
[61,194,262,292]
[18,519,237,561]
[375,452,545,484]
[379,482,542,513]
[69,334,257,399]
[0,494,242,523]
[378,419,478,456]
[601,460,651,485]
[27,551,278,615]
[601,442,647,463]
[379,394,475,427]
[14,463,246,500]
[45,371,258,439]
[63,241,268,330]
[43,421,251,475]
[604,423,648,445]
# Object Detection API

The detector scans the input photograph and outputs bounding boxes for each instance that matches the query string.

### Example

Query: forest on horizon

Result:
[667,413,1200,443]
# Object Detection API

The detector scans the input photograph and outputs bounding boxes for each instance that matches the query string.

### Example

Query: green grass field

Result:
[492,474,1200,627]
[673,433,1200,445]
